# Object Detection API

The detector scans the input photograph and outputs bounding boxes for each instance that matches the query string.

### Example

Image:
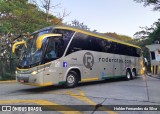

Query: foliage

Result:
[134,0,160,11]
[133,0,160,63]
[0,0,62,80]
[67,19,91,30]
[133,0,160,44]
[134,18,160,42]
[0,0,61,35]
[103,32,132,41]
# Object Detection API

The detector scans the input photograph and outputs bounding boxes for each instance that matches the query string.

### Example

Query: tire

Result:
[132,70,136,79]
[125,69,132,80]
[65,71,78,88]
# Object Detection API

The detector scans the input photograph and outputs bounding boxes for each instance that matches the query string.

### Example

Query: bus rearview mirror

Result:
[12,41,27,53]
[36,34,62,49]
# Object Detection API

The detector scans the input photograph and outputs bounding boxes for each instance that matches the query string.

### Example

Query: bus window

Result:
[151,51,156,60]
[43,38,60,63]
[66,33,92,55]
[90,37,103,52]
[52,29,75,48]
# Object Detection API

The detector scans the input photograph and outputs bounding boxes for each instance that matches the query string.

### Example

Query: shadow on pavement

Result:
[17,77,141,94]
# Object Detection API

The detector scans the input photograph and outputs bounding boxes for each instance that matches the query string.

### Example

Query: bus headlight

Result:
[31,71,38,75]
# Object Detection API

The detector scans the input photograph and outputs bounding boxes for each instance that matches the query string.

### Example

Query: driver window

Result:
[45,38,58,61]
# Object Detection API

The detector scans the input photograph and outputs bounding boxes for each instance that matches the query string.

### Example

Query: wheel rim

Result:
[67,75,75,84]
[132,72,135,78]
[127,72,130,79]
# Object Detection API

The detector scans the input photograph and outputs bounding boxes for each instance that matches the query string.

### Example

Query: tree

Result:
[31,0,69,25]
[0,0,51,34]
[67,19,90,30]
[133,0,160,43]
[0,0,62,80]
[134,0,160,11]
[104,32,132,41]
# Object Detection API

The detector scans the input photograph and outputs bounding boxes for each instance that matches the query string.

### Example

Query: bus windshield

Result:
[18,29,51,68]
[18,28,75,68]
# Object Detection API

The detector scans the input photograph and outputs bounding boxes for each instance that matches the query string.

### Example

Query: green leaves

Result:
[0,0,60,34]
[134,0,160,10]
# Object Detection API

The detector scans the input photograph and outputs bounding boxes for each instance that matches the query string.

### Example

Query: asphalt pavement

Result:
[0,75,159,114]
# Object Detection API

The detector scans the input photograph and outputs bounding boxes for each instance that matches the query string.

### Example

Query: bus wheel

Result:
[65,71,78,88]
[132,70,136,79]
[125,70,132,80]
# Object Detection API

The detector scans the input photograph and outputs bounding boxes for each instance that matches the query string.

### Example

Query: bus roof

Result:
[54,25,141,49]
[30,26,54,36]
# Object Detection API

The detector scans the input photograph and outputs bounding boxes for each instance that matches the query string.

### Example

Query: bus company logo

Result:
[83,52,94,69]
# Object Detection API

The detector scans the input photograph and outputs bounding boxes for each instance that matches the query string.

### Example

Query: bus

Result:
[13,26,144,87]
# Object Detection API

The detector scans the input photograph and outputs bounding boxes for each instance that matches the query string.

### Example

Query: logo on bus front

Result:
[83,52,94,69]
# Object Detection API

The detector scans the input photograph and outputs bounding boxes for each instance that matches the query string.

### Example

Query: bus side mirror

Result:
[36,34,62,49]
[12,41,27,53]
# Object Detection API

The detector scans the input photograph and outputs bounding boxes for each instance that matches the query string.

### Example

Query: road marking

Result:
[0,99,81,114]
[67,90,118,114]
[0,80,16,84]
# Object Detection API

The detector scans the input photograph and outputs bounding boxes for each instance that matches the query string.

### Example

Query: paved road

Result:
[0,75,160,114]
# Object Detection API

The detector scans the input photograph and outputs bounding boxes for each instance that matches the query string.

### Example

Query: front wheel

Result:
[125,70,132,80]
[65,71,78,88]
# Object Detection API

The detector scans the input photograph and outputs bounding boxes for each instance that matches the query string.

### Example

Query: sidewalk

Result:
[147,73,160,79]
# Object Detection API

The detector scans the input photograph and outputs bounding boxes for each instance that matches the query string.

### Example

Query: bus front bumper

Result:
[16,72,47,86]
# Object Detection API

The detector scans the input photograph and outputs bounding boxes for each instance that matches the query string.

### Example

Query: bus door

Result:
[42,37,61,84]
[114,54,123,77]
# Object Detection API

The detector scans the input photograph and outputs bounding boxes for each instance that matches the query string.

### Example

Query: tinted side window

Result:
[66,33,92,55]
[151,51,156,60]
[117,44,125,55]
[100,40,112,53]
[136,48,141,57]
[90,37,103,52]
[52,29,74,46]
[43,38,60,63]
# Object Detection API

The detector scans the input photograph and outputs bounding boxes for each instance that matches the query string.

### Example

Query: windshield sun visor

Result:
[36,34,62,49]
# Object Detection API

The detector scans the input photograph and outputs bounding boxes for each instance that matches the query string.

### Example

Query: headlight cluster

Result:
[31,69,44,75]
[31,71,38,75]
[16,68,44,75]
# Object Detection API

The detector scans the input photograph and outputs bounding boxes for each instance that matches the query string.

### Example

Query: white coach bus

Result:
[13,26,144,87]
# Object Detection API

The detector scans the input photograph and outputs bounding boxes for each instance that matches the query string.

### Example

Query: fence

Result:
[0,57,18,80]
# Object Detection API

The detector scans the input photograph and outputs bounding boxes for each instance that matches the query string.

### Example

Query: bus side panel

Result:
[43,60,62,85]
[121,55,126,76]
[98,53,114,79]
[61,51,101,82]
[113,54,123,77]
[135,57,139,75]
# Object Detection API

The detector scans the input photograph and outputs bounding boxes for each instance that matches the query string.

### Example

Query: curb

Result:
[146,74,160,79]
[0,80,16,84]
